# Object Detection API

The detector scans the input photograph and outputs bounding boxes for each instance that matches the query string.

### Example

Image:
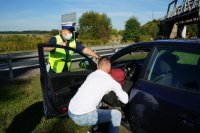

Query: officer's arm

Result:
[44,47,55,52]
[44,37,59,52]
[83,48,100,59]
[44,42,67,52]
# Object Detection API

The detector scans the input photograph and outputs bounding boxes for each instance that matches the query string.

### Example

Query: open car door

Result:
[38,44,96,118]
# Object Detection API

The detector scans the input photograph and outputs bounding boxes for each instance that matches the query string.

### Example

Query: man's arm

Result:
[44,42,67,52]
[110,78,128,104]
[44,37,62,52]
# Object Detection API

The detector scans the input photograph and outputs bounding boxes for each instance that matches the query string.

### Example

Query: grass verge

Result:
[0,75,88,133]
[0,75,130,133]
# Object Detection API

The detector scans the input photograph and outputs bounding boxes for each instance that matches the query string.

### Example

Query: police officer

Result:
[46,22,100,73]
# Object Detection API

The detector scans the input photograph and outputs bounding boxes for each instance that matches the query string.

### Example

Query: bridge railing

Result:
[166,0,199,18]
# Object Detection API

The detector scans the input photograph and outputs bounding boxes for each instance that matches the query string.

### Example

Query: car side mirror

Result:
[79,60,89,69]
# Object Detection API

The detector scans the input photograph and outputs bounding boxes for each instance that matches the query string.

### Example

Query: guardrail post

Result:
[7,54,13,80]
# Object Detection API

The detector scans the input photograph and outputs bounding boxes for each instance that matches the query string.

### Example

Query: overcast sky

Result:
[0,0,173,31]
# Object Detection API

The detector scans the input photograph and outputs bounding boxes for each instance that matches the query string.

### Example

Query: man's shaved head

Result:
[97,56,111,73]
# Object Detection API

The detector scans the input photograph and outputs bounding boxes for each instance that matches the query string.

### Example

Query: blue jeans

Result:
[68,109,122,133]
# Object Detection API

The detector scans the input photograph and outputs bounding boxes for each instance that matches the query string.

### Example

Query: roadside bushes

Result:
[139,35,152,42]
[78,39,105,46]
[0,34,117,53]
[0,34,50,53]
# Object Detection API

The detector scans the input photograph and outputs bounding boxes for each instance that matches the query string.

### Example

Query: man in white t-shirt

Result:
[68,56,128,133]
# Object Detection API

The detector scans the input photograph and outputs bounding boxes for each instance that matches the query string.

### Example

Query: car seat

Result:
[151,53,179,86]
[110,68,125,86]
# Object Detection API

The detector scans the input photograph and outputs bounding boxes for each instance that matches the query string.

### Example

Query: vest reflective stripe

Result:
[48,35,76,73]
[66,39,76,70]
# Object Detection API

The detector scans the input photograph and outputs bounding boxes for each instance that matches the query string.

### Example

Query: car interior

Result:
[175,58,200,91]
[102,62,140,107]
[99,59,146,130]
[102,48,150,111]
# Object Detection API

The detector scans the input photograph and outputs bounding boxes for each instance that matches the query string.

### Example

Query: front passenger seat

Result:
[152,53,179,86]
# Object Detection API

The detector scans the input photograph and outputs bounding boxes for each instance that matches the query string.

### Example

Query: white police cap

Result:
[61,22,76,30]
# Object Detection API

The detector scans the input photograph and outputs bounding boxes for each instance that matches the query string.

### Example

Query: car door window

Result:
[145,48,200,93]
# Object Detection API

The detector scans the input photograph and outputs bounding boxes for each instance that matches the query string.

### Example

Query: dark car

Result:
[38,40,200,133]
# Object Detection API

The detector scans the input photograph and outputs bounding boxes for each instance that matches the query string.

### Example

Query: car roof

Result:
[125,39,200,49]
[155,39,200,44]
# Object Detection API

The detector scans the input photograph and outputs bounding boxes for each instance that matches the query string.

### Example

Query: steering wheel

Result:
[124,63,138,80]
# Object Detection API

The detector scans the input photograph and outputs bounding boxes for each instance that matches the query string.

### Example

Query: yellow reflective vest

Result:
[48,35,76,73]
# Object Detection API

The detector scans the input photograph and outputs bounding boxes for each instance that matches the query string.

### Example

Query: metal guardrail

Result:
[0,44,129,80]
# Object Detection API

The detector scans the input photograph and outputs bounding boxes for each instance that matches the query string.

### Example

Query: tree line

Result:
[0,30,50,34]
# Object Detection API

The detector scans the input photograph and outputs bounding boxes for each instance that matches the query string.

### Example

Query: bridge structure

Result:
[160,0,200,39]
